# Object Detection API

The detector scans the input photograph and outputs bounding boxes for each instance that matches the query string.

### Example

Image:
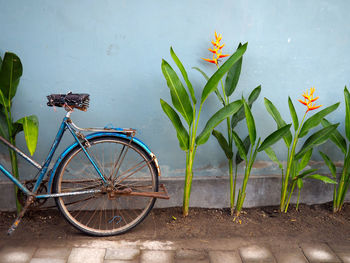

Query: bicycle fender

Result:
[48,132,161,193]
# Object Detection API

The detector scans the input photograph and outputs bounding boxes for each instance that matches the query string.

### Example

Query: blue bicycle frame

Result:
[0,111,156,200]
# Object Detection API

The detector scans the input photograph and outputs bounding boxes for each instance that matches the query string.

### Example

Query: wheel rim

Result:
[56,138,157,234]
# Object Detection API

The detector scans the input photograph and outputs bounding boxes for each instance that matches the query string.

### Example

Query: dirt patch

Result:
[0,203,349,244]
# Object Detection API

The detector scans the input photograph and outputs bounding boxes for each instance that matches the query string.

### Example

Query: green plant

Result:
[160,41,247,216]
[0,52,39,212]
[194,33,261,215]
[232,98,292,217]
[264,88,338,212]
[320,86,350,212]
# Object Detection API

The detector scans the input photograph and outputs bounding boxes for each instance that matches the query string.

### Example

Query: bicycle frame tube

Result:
[0,115,108,197]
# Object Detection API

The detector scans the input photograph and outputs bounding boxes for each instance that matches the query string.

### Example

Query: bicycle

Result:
[1,93,169,236]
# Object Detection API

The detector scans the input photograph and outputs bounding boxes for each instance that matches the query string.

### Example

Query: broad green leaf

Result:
[264,147,283,170]
[225,43,243,97]
[321,118,347,154]
[264,98,292,147]
[305,174,337,184]
[196,100,242,145]
[193,67,224,106]
[248,86,262,105]
[170,47,196,104]
[258,124,292,152]
[16,115,39,156]
[295,124,339,159]
[160,99,189,151]
[298,168,318,178]
[0,52,22,107]
[298,148,313,171]
[161,59,193,125]
[319,151,336,177]
[231,86,261,129]
[232,130,247,161]
[243,98,256,145]
[236,136,250,165]
[344,86,350,141]
[288,97,299,132]
[299,103,340,138]
[201,43,247,104]
[297,178,303,189]
[212,129,233,159]
[0,108,8,138]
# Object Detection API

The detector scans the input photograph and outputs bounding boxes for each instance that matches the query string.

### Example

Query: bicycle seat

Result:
[47,93,90,111]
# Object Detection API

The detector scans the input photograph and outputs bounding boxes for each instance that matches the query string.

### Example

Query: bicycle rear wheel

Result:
[53,136,158,236]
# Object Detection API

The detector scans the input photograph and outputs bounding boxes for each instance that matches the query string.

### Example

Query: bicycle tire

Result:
[53,135,158,236]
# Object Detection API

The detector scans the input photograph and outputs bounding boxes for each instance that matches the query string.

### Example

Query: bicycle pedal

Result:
[7,218,21,235]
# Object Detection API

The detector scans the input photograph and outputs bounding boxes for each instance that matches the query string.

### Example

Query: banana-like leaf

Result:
[232,130,247,161]
[298,168,318,178]
[321,118,347,154]
[231,86,261,129]
[236,136,250,165]
[288,97,299,132]
[161,59,193,126]
[298,148,313,171]
[319,151,336,177]
[160,99,189,151]
[0,52,22,107]
[212,129,233,159]
[299,103,340,138]
[170,47,196,104]
[0,107,8,138]
[225,43,243,97]
[264,98,292,147]
[16,115,39,156]
[196,100,242,145]
[305,174,337,184]
[258,124,292,152]
[193,67,224,106]
[201,43,247,104]
[264,147,283,170]
[295,124,339,159]
[344,86,350,141]
[243,98,256,145]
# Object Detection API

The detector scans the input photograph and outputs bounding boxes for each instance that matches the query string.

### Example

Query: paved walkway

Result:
[0,238,349,263]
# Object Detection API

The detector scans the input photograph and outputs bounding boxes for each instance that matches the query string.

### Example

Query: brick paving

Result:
[0,239,349,263]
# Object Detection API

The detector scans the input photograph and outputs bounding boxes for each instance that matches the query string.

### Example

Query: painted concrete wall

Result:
[0,0,349,183]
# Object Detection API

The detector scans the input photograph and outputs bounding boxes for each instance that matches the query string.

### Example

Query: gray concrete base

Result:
[1,175,349,211]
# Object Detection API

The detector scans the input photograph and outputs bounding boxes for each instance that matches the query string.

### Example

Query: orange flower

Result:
[298,87,323,112]
[202,32,230,65]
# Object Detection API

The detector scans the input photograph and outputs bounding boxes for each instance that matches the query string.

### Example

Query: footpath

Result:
[0,238,349,263]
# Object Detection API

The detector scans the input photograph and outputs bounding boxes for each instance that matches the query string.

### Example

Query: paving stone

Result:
[175,259,209,263]
[0,246,36,263]
[140,250,175,263]
[270,244,308,263]
[105,248,140,260]
[208,250,242,263]
[301,243,341,263]
[33,247,71,259]
[239,245,276,263]
[175,249,207,260]
[328,243,350,263]
[68,247,106,263]
[30,258,66,263]
[104,260,138,263]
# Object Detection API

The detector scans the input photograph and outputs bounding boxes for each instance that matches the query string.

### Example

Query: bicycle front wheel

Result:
[53,136,158,236]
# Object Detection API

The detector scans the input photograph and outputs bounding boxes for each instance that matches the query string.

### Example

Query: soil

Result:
[0,203,349,244]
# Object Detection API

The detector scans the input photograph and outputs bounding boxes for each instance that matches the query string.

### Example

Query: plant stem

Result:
[229,158,234,215]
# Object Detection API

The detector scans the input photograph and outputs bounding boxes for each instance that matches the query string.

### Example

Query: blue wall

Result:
[0,0,349,178]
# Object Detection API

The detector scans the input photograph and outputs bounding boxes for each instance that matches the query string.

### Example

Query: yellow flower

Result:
[202,32,229,65]
[298,87,323,112]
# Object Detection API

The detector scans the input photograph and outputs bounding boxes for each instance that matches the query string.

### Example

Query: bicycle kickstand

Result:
[7,195,35,235]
